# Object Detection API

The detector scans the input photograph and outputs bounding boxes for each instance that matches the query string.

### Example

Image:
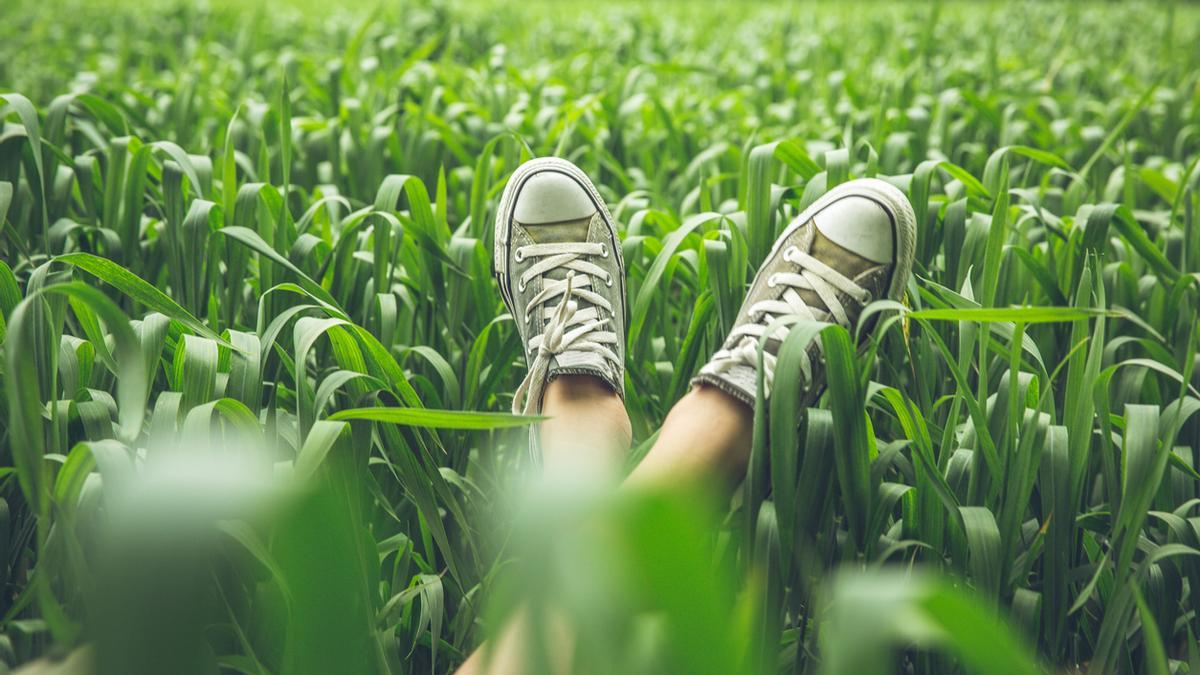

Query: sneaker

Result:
[693,178,916,407]
[495,157,626,415]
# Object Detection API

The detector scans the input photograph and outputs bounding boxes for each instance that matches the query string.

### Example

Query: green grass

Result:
[2,0,1200,673]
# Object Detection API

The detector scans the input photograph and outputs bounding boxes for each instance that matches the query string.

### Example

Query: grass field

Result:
[2,0,1200,673]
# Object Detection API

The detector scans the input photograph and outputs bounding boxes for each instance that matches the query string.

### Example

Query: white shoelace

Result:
[512,242,620,415]
[700,245,871,396]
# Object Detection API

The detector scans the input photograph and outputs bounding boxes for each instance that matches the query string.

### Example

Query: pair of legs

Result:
[456,376,751,675]
[539,374,752,493]
[459,156,915,673]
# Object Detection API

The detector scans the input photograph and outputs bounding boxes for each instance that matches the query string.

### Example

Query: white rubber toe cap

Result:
[813,195,895,264]
[513,171,596,224]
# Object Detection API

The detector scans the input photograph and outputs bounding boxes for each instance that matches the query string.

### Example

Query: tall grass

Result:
[1,0,1199,673]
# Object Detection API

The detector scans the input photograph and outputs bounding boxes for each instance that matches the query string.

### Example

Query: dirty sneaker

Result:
[693,178,916,407]
[495,157,626,415]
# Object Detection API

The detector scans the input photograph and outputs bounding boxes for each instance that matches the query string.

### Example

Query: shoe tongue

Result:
[515,217,599,311]
[809,228,877,279]
[792,227,877,320]
[516,215,595,245]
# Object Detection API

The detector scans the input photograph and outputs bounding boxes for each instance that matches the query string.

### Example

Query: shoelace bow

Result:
[700,245,872,396]
[512,242,620,415]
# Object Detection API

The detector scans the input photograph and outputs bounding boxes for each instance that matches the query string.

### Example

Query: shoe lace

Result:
[511,242,620,415]
[700,245,872,396]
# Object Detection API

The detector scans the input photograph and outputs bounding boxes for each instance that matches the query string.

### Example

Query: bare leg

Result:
[538,374,631,482]
[625,383,752,497]
[455,607,573,675]
[456,375,629,675]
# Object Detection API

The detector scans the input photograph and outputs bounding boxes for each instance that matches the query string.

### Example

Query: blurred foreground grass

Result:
[1,0,1199,673]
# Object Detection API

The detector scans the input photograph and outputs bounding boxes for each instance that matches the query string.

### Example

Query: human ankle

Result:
[544,373,621,403]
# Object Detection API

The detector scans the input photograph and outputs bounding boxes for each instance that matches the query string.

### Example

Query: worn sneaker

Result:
[693,178,916,407]
[495,157,626,415]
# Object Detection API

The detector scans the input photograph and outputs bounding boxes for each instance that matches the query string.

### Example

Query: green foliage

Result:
[1,0,1199,673]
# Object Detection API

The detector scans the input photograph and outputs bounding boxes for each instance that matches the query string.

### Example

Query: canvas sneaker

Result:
[693,178,916,407]
[494,157,626,415]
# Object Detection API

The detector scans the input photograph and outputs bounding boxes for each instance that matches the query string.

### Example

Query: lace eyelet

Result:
[599,243,609,258]
[861,292,873,304]
[767,274,779,288]
[604,273,613,287]
[518,280,527,292]
[514,248,526,263]
[782,247,799,262]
